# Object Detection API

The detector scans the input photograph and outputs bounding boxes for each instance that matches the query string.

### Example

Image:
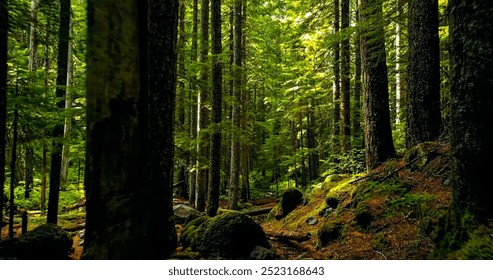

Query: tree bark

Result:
[228,0,242,210]
[0,0,8,239]
[450,0,493,224]
[394,0,405,125]
[332,0,341,155]
[406,0,441,148]
[9,70,19,238]
[84,0,179,259]
[341,0,351,153]
[207,0,222,217]
[47,0,71,224]
[61,20,74,190]
[352,7,363,149]
[188,0,199,207]
[359,0,396,170]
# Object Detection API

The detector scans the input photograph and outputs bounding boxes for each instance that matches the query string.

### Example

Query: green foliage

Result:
[456,225,493,260]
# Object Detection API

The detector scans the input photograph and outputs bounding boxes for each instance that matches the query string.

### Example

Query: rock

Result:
[173,204,204,225]
[17,223,73,260]
[317,222,343,247]
[191,211,269,259]
[443,178,451,186]
[0,238,19,259]
[306,217,318,225]
[326,174,343,183]
[250,245,278,260]
[325,195,340,209]
[274,188,304,220]
[180,216,210,249]
[318,207,335,217]
[355,202,373,230]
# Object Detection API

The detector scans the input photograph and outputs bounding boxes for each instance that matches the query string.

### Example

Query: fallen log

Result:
[265,230,311,242]
[63,224,85,232]
[242,207,273,216]
[64,200,86,211]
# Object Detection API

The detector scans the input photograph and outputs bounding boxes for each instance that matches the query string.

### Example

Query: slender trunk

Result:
[40,17,51,212]
[9,69,19,238]
[0,0,6,240]
[332,0,341,155]
[207,0,222,217]
[307,99,319,180]
[47,0,71,225]
[61,20,74,190]
[188,0,199,206]
[195,0,210,212]
[341,0,350,153]
[176,0,188,199]
[228,0,242,210]
[395,0,404,125]
[353,7,363,149]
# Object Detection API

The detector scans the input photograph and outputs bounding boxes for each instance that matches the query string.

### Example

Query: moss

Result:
[355,201,373,230]
[372,233,390,251]
[456,225,493,259]
[191,211,269,259]
[180,216,210,249]
[403,142,441,172]
[325,193,340,209]
[317,221,343,247]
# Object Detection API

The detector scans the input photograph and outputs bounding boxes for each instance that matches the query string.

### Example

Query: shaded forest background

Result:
[0,0,493,259]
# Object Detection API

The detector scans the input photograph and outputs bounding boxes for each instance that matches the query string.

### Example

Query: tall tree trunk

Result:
[406,0,441,148]
[0,0,6,240]
[307,99,319,180]
[9,70,19,238]
[228,0,242,210]
[195,0,210,212]
[359,0,396,170]
[450,0,493,225]
[240,0,249,202]
[207,0,222,217]
[332,0,341,155]
[176,0,188,199]
[41,17,51,212]
[341,0,351,153]
[188,0,199,206]
[47,0,71,225]
[84,0,178,259]
[352,7,363,149]
[394,0,404,125]
[61,20,74,190]
[148,0,179,258]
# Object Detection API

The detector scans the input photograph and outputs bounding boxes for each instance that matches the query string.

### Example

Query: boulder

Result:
[191,211,269,259]
[274,188,304,219]
[173,204,204,225]
[17,223,73,259]
[180,216,210,249]
[250,245,278,260]
[317,222,343,247]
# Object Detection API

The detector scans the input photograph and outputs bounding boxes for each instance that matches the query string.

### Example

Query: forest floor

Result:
[2,142,461,260]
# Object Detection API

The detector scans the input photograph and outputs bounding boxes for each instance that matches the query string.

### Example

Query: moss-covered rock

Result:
[456,226,493,259]
[173,204,204,225]
[274,188,304,220]
[355,202,373,230]
[317,221,343,247]
[16,223,73,259]
[191,211,269,259]
[403,142,441,171]
[180,216,210,249]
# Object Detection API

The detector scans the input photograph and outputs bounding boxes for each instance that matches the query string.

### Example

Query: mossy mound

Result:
[191,212,269,259]
[180,216,210,249]
[456,225,493,259]
[270,188,304,220]
[17,223,73,259]
[355,202,373,230]
[403,142,447,173]
[317,221,343,247]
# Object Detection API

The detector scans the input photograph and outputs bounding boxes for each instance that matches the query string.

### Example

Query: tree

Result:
[406,0,441,148]
[47,0,71,224]
[207,0,222,217]
[394,0,405,125]
[450,0,493,225]
[340,0,350,152]
[352,7,363,149]
[195,0,210,212]
[84,0,178,259]
[228,0,242,210]
[0,0,8,240]
[359,0,396,170]
[332,0,341,155]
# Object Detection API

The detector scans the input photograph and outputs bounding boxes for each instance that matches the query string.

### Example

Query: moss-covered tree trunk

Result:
[341,0,351,153]
[85,0,178,259]
[406,0,441,148]
[0,0,8,240]
[450,0,493,225]
[359,0,396,170]
[47,0,71,224]
[207,0,222,217]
